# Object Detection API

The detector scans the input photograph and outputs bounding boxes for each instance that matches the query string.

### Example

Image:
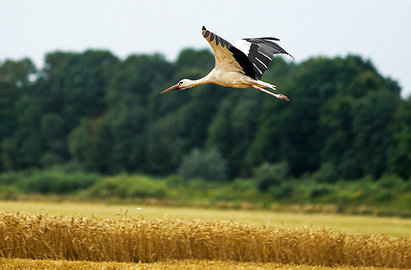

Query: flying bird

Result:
[161,26,293,101]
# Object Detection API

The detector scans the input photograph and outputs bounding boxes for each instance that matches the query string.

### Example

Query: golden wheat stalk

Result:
[0,213,409,268]
[2,258,406,270]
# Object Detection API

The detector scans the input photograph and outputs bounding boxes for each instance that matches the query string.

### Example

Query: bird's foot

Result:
[275,94,290,102]
[252,85,289,101]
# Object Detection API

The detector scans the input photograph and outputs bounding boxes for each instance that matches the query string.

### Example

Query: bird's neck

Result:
[188,72,214,88]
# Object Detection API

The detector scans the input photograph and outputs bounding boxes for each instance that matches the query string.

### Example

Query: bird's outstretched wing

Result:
[202,26,292,80]
[202,26,255,78]
[235,37,293,80]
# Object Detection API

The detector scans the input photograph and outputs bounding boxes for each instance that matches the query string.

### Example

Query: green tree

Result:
[247,58,324,176]
[0,58,36,87]
[179,148,227,181]
[68,118,112,173]
[255,161,289,192]
[106,53,173,106]
[41,50,119,126]
[2,95,44,170]
[40,113,66,166]
[104,100,148,173]
[319,94,355,177]
[207,91,263,178]
[386,98,411,179]
[347,91,399,178]
[146,83,227,175]
[0,59,37,171]
[175,48,214,71]
[103,54,175,174]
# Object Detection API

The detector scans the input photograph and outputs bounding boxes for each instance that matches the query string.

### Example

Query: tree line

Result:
[0,49,410,182]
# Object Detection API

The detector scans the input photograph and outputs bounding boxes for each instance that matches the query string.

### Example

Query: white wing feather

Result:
[234,40,251,56]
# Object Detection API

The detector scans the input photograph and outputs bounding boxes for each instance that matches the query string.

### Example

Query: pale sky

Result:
[1,0,410,97]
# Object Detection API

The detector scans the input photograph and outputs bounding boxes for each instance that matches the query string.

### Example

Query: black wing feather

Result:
[243,37,293,80]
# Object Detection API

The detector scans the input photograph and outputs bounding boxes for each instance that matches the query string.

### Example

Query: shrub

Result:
[0,171,21,185]
[0,185,20,200]
[268,183,293,199]
[374,190,394,203]
[0,169,101,194]
[309,185,334,199]
[87,175,167,199]
[179,148,227,181]
[22,170,101,194]
[376,174,405,191]
[41,152,62,168]
[312,163,338,183]
[229,179,256,191]
[255,162,289,192]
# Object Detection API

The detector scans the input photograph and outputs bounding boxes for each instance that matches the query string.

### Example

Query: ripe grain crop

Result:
[0,213,409,268]
[1,201,410,236]
[0,258,406,270]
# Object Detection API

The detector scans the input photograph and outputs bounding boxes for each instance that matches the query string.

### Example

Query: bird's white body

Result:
[206,69,251,88]
[190,69,271,89]
[161,26,292,101]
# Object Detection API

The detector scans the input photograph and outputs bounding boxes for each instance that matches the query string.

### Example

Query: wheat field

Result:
[1,200,410,236]
[0,258,407,270]
[0,213,410,269]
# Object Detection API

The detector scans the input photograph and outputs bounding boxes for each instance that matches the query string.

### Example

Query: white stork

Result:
[161,26,293,101]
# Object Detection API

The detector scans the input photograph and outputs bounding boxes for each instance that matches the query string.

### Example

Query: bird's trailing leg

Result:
[252,85,290,101]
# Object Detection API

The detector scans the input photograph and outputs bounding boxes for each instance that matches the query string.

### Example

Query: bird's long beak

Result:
[161,84,180,94]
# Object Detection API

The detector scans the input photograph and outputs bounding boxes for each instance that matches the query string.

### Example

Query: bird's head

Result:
[161,79,193,94]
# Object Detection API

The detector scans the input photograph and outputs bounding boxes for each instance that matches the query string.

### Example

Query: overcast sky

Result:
[1,0,410,97]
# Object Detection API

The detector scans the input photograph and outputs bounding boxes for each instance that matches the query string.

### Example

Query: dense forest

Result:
[0,49,410,183]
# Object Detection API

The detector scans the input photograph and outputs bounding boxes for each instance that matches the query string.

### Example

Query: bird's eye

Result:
[179,81,183,85]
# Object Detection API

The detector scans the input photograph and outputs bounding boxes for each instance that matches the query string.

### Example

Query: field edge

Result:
[0,258,406,270]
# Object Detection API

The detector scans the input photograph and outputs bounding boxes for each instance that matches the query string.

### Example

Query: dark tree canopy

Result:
[0,50,409,181]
